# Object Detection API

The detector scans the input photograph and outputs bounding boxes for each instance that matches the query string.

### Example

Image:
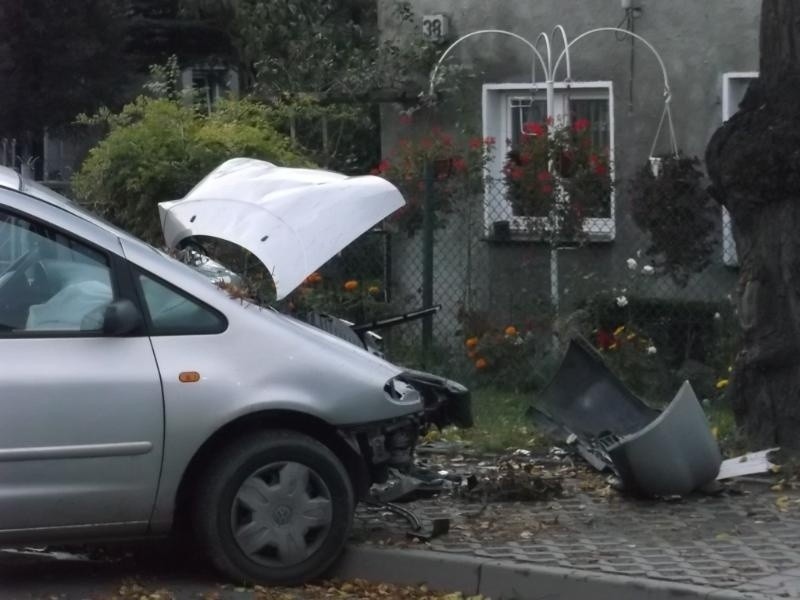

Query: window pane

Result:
[570,99,610,151]
[502,94,613,223]
[0,209,113,333]
[138,273,224,335]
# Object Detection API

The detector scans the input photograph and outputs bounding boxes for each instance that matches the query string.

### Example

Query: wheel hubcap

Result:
[230,461,333,567]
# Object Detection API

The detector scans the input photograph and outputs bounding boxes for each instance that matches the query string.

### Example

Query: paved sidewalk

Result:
[351,452,800,598]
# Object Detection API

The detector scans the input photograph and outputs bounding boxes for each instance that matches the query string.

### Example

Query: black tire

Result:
[193,429,354,585]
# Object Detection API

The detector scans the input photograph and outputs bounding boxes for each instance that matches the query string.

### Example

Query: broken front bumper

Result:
[398,370,473,430]
[530,338,721,497]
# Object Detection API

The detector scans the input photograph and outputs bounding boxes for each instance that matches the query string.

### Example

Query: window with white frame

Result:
[181,65,239,113]
[721,72,758,267]
[482,82,615,240]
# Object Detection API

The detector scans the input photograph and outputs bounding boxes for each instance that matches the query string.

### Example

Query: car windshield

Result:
[19,179,243,282]
[19,178,272,303]
[20,179,131,238]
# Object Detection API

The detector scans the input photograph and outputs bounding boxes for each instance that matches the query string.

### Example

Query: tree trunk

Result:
[706,0,800,451]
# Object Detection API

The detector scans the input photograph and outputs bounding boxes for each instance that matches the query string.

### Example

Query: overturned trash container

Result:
[529,337,721,497]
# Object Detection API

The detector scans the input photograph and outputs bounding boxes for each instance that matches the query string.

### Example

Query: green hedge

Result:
[73,97,310,243]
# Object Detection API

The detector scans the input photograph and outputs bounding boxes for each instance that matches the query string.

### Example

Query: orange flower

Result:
[475,357,488,370]
[505,325,518,337]
[305,272,322,284]
[368,285,380,295]
[465,336,479,349]
[343,280,359,291]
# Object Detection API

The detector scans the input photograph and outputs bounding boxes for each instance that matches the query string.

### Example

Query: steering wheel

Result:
[0,248,40,296]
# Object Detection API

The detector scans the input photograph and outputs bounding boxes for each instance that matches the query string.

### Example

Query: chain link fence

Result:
[5,133,736,403]
[315,162,739,406]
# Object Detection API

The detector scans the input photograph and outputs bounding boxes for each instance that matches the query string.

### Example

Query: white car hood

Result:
[159,158,404,299]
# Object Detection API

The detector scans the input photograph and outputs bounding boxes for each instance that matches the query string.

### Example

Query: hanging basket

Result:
[647,92,679,179]
[648,156,663,178]
[631,154,717,286]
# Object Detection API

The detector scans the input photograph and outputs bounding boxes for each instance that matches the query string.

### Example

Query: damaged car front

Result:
[160,157,472,435]
[154,158,471,577]
[0,159,464,588]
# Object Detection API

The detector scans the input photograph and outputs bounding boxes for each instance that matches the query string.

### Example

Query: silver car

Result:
[0,159,430,585]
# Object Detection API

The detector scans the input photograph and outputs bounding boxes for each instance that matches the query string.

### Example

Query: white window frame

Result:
[181,64,240,112]
[721,71,758,267]
[482,81,615,241]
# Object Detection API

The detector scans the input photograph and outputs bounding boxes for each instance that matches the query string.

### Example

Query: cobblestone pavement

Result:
[353,452,800,598]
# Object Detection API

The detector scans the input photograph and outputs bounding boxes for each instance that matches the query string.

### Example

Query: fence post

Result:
[422,161,435,366]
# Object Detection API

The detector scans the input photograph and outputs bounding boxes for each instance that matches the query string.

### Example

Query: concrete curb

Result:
[333,545,771,600]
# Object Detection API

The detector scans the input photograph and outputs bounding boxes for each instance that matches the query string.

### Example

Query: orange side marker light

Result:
[179,371,201,383]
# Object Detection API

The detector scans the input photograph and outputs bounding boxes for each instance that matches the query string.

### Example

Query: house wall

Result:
[378,0,759,339]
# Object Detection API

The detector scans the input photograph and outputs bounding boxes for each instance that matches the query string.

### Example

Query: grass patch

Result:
[705,402,747,456]
[433,388,743,457]
[434,388,542,454]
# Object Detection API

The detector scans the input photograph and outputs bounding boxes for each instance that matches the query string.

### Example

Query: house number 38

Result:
[422,14,448,42]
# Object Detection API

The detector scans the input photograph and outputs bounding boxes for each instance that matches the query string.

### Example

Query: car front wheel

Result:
[194,430,354,585]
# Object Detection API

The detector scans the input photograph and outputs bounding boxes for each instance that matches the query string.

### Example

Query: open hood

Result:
[159,158,404,300]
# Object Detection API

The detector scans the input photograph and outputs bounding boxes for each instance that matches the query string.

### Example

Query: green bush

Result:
[72,97,310,243]
[584,293,739,403]
[587,294,732,367]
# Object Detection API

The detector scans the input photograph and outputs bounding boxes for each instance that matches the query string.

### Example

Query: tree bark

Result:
[706,0,800,451]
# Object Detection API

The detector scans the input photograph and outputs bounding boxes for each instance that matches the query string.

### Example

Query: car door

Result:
[0,203,164,542]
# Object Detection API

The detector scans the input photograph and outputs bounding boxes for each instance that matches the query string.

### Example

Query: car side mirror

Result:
[103,299,142,336]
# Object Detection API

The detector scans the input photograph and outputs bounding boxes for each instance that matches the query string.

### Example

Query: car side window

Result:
[0,208,114,335]
[137,271,225,335]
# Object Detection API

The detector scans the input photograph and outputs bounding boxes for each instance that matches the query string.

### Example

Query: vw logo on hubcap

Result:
[272,505,293,526]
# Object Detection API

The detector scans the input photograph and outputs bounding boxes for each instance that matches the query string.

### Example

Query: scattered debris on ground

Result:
[717,448,780,480]
[103,578,484,600]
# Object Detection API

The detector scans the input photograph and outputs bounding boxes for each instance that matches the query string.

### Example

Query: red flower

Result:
[573,118,591,133]
[537,170,553,183]
[484,136,497,146]
[522,121,547,136]
[590,154,608,176]
[377,159,391,174]
[541,183,554,195]
[468,137,483,150]
[399,113,413,126]
[452,157,468,173]
[596,329,615,350]
[431,127,453,146]
[510,167,524,181]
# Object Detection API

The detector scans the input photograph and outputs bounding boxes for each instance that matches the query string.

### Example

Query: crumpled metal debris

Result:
[369,468,452,503]
[529,337,722,497]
